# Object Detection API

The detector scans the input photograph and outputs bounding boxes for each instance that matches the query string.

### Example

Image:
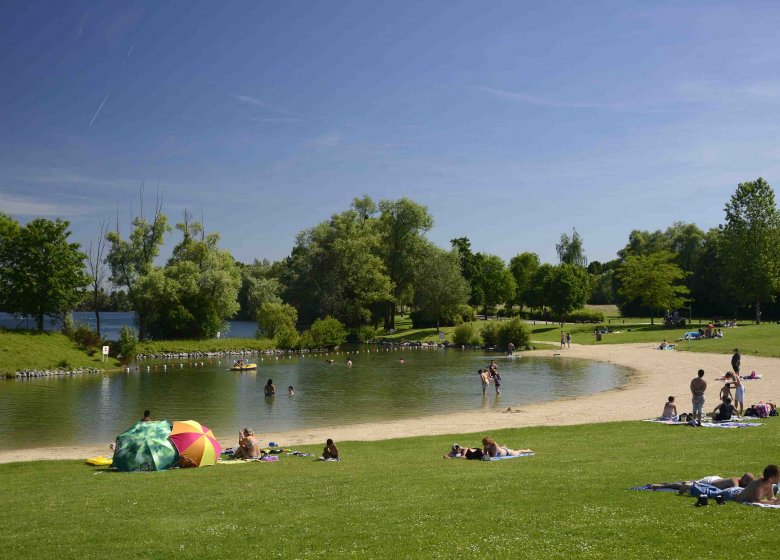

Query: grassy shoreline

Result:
[2,419,777,558]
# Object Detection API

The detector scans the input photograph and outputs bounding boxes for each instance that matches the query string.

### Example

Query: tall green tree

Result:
[0,212,21,311]
[412,245,470,332]
[282,206,392,327]
[617,251,690,324]
[106,196,169,340]
[450,237,481,307]
[509,252,540,314]
[377,198,433,329]
[471,253,516,319]
[543,264,590,323]
[2,219,89,330]
[719,178,780,324]
[236,259,282,320]
[556,228,587,267]
[144,215,241,339]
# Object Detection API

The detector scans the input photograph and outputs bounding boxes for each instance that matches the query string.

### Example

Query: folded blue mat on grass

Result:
[489,452,535,461]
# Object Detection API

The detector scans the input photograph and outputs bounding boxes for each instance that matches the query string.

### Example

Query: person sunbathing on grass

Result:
[661,396,678,420]
[234,428,261,459]
[481,436,533,458]
[735,465,780,504]
[444,444,480,459]
[650,473,755,493]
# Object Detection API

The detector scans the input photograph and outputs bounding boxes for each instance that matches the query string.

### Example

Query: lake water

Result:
[0,349,631,450]
[0,311,258,340]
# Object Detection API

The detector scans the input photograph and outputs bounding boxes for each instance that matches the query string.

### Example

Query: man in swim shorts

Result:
[690,369,707,426]
[479,369,490,396]
[731,348,741,374]
[651,473,754,492]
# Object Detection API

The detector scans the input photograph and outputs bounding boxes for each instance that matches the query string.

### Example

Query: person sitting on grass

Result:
[650,473,755,493]
[322,438,339,460]
[736,465,780,504]
[713,397,739,422]
[234,428,261,459]
[481,436,533,458]
[661,396,678,420]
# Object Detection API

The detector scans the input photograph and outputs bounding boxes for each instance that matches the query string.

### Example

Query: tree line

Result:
[1,178,779,345]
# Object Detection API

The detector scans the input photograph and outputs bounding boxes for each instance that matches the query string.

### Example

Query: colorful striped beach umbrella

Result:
[169,420,222,467]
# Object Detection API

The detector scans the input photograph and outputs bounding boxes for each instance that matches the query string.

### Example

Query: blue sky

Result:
[2,0,780,265]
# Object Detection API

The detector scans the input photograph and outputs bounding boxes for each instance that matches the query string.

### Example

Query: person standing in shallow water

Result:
[264,379,276,397]
[479,368,490,396]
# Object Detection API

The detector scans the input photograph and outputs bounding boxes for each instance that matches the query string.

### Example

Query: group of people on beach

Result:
[234,428,339,461]
[559,331,572,349]
[478,360,502,395]
[444,436,533,460]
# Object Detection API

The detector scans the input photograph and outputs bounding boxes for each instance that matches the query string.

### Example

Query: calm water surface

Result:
[0,349,631,450]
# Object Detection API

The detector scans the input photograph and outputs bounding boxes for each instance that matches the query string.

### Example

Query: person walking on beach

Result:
[479,368,490,396]
[690,369,707,426]
[566,332,572,349]
[731,349,741,374]
[560,331,566,350]
[507,342,515,356]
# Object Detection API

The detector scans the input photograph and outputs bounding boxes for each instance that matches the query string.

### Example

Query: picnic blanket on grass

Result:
[629,485,678,493]
[643,418,761,428]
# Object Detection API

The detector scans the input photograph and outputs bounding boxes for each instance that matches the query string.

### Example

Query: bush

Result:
[274,324,300,350]
[72,324,101,352]
[495,317,531,350]
[60,313,76,337]
[118,326,137,364]
[355,325,378,343]
[56,359,72,369]
[457,304,476,323]
[480,322,501,347]
[257,302,298,339]
[309,316,348,349]
[565,309,606,323]
[452,323,481,346]
[298,330,314,350]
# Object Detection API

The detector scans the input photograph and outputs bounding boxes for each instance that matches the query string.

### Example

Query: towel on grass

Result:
[744,502,780,509]
[642,419,761,428]
[629,485,678,493]
[488,452,535,461]
[317,457,341,461]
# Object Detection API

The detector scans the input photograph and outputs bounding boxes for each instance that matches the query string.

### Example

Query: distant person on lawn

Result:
[322,438,339,460]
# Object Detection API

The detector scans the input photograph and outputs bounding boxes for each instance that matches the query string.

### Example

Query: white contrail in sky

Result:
[89,90,111,128]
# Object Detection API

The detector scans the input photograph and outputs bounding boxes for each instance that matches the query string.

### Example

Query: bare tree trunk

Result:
[756,297,761,324]
[87,220,109,338]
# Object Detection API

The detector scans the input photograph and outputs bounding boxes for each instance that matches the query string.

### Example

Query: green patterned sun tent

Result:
[112,420,179,472]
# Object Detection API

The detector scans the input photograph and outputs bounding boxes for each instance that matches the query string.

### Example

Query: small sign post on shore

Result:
[102,345,109,363]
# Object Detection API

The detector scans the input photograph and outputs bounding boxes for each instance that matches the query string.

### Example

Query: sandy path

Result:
[2,343,776,464]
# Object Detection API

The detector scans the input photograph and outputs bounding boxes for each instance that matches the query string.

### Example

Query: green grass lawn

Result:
[529,322,780,358]
[0,330,120,374]
[136,337,276,355]
[2,420,778,558]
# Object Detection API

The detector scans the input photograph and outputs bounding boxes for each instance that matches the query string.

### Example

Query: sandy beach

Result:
[2,342,776,464]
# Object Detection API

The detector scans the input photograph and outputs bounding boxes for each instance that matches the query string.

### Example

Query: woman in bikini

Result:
[481,436,533,458]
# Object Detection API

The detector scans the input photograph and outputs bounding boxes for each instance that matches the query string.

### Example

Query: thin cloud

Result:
[232,94,308,118]
[89,91,111,128]
[479,87,629,110]
[252,117,304,124]
[308,132,341,150]
[0,193,86,217]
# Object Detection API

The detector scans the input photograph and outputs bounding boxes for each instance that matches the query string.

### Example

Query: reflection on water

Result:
[0,349,630,450]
